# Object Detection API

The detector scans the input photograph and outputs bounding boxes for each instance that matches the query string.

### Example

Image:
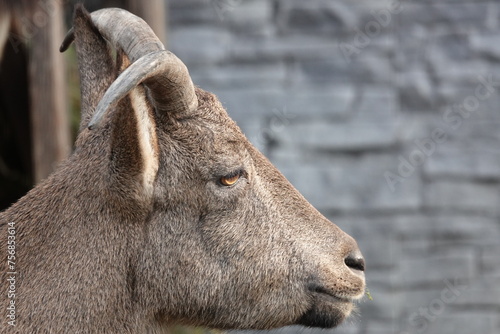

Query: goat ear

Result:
[108,84,159,197]
[71,6,158,196]
[72,4,116,132]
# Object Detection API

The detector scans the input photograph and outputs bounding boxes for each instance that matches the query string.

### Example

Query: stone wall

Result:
[168,1,500,333]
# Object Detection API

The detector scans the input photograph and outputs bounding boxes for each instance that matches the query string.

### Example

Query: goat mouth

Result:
[312,287,354,304]
[308,282,360,303]
[296,285,356,328]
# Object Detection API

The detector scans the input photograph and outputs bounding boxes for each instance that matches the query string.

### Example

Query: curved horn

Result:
[88,50,197,129]
[62,8,198,129]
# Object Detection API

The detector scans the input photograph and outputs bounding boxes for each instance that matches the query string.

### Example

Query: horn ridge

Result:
[90,8,165,62]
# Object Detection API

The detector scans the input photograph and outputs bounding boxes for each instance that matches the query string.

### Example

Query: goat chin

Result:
[298,295,354,328]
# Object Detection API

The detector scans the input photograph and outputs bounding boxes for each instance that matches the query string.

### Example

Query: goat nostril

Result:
[344,254,365,272]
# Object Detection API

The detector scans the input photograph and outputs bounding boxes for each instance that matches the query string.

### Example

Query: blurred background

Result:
[1,0,500,333]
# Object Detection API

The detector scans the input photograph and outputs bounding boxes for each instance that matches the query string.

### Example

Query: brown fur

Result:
[0,6,365,333]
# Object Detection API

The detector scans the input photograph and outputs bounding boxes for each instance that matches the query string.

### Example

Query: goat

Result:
[0,6,366,333]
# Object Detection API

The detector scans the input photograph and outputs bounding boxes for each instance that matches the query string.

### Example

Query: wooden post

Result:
[28,1,70,183]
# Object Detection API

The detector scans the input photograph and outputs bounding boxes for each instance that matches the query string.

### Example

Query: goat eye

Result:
[219,172,241,186]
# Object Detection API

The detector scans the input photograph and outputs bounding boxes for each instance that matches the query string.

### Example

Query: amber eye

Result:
[220,172,241,186]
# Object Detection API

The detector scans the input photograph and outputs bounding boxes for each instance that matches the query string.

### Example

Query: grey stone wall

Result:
[168,1,500,333]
